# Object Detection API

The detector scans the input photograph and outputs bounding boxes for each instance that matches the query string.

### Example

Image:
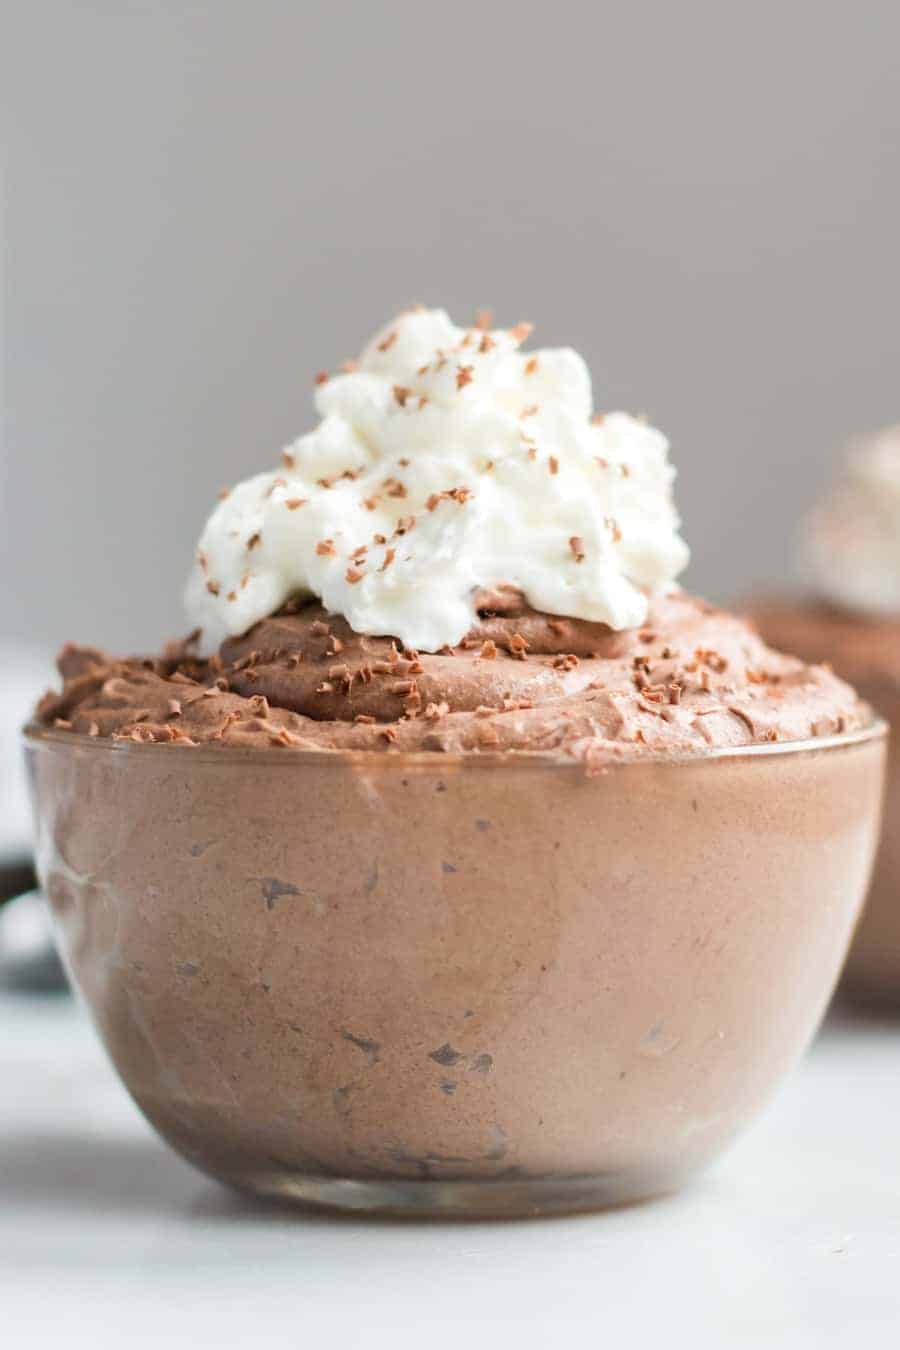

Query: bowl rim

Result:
[22,716,888,772]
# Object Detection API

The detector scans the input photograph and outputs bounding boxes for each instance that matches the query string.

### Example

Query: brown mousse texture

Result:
[36,589,869,762]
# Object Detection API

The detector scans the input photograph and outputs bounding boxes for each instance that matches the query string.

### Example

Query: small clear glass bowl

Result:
[25,721,886,1217]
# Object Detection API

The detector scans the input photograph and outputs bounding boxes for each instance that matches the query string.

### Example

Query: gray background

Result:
[3,0,899,658]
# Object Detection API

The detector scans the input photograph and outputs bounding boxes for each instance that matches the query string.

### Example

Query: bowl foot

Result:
[225,1167,683,1219]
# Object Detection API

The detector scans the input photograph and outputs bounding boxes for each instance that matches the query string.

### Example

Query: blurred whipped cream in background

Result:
[802,425,900,615]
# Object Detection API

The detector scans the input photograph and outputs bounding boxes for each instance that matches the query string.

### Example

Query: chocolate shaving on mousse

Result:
[38,592,871,763]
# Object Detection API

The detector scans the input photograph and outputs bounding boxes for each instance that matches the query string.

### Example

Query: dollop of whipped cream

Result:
[803,424,900,616]
[185,308,689,651]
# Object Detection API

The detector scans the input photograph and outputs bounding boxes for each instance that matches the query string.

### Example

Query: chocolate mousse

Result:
[38,588,868,760]
[27,308,885,1215]
[36,301,864,763]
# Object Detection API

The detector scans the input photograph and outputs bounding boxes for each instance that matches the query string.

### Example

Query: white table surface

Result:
[2,990,899,1349]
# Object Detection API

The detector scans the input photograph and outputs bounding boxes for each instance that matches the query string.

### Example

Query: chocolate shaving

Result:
[729,706,755,734]
[269,726,302,747]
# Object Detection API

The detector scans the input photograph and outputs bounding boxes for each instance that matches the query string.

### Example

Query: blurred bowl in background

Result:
[751,598,900,1005]
[0,646,60,991]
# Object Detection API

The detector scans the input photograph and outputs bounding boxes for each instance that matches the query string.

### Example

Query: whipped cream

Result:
[185,308,689,651]
[803,424,900,616]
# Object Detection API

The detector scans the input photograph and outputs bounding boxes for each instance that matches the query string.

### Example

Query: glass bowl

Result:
[25,721,886,1217]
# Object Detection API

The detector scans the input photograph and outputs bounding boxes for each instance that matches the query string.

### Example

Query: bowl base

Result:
[227,1167,682,1219]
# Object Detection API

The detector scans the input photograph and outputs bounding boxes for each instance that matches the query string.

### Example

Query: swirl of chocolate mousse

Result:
[37,589,870,763]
